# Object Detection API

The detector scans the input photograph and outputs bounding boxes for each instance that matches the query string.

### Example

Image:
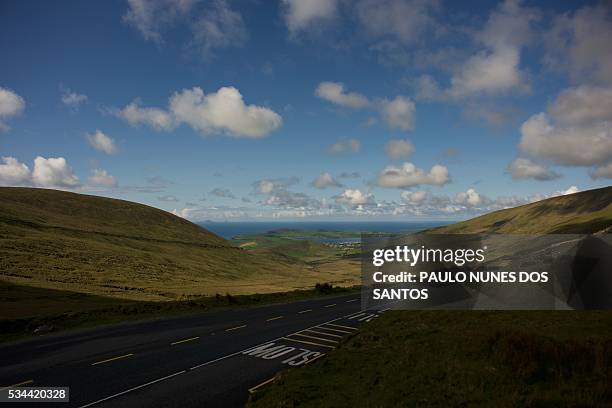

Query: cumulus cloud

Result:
[454,188,482,207]
[117,86,282,138]
[0,87,25,132]
[252,177,299,195]
[209,187,236,198]
[558,185,579,196]
[335,189,375,207]
[315,82,370,109]
[507,158,560,181]
[61,88,87,108]
[400,190,427,205]
[377,162,449,188]
[31,156,80,188]
[519,85,612,167]
[169,87,282,138]
[88,169,117,187]
[282,0,338,33]
[0,157,30,186]
[87,130,117,155]
[328,138,360,154]
[385,139,415,160]
[544,5,612,85]
[379,96,416,131]
[116,101,175,131]
[172,207,194,219]
[312,172,343,189]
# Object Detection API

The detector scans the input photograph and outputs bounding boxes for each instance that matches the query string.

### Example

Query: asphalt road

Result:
[0,294,384,407]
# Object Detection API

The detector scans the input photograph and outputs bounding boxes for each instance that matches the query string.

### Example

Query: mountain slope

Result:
[433,186,612,234]
[0,188,351,306]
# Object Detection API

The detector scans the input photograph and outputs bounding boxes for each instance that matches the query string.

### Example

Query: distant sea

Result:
[198,221,450,240]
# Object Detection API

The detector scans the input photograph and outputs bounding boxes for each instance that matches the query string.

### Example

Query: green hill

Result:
[0,188,354,319]
[433,186,612,234]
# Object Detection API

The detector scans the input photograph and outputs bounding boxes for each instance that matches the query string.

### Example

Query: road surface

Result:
[0,294,384,407]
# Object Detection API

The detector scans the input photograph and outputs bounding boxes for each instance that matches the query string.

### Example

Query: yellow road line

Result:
[91,353,134,366]
[0,379,33,390]
[282,337,335,349]
[292,332,338,344]
[171,336,199,346]
[314,326,352,335]
[324,303,336,308]
[298,309,312,314]
[304,329,342,338]
[225,325,247,332]
[266,316,283,322]
[248,376,276,394]
[324,323,357,331]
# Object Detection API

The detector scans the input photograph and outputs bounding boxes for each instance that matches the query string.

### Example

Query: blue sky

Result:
[0,0,611,221]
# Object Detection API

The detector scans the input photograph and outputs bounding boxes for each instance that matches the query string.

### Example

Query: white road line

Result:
[324,304,336,308]
[348,312,367,320]
[171,336,199,346]
[0,379,33,390]
[266,316,283,322]
[79,310,362,407]
[345,298,358,303]
[91,353,134,366]
[78,371,186,408]
[225,325,247,332]
[358,314,374,321]
[298,309,312,314]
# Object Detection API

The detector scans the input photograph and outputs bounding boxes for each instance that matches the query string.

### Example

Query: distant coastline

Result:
[199,221,450,240]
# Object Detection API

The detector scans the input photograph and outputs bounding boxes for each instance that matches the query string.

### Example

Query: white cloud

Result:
[61,88,87,108]
[400,190,427,205]
[507,158,560,181]
[0,157,30,186]
[379,96,415,131]
[253,177,299,195]
[377,162,449,188]
[191,0,247,57]
[355,0,439,43]
[558,185,579,196]
[315,82,370,108]
[87,169,117,187]
[282,0,338,33]
[335,189,374,207]
[169,87,282,138]
[0,87,25,132]
[312,172,342,189]
[328,138,360,154]
[117,101,175,131]
[519,86,612,167]
[454,188,482,207]
[544,5,612,85]
[117,86,282,138]
[172,207,194,219]
[385,139,414,160]
[549,85,612,125]
[87,130,117,155]
[590,163,612,180]
[32,156,80,188]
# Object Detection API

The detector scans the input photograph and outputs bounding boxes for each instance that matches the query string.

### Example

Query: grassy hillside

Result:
[433,186,612,234]
[0,188,358,318]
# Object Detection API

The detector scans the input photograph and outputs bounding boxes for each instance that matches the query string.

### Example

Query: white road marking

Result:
[345,298,358,303]
[78,371,186,408]
[298,309,312,314]
[348,312,367,320]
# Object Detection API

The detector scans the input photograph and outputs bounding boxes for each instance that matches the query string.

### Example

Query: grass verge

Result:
[249,310,612,407]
